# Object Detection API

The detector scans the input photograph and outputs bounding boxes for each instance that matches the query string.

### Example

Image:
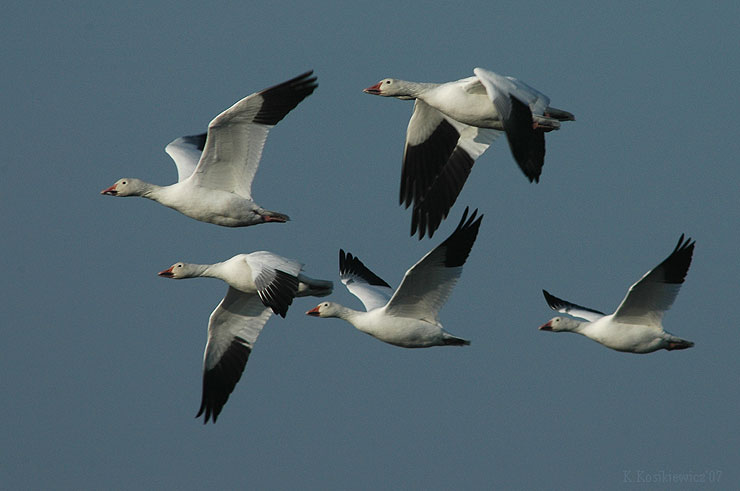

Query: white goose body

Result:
[158,251,332,423]
[307,208,483,348]
[320,303,455,348]
[552,315,686,353]
[365,68,573,238]
[131,180,275,227]
[540,235,696,354]
[416,79,505,128]
[102,71,318,227]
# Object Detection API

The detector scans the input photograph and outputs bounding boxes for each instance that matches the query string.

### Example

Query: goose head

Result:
[539,316,580,332]
[363,79,414,100]
[100,178,147,197]
[306,301,341,318]
[158,262,193,279]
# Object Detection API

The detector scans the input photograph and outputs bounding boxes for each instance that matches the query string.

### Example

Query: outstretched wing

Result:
[165,133,207,182]
[542,289,606,322]
[613,235,695,326]
[197,288,272,424]
[339,249,393,311]
[474,67,548,183]
[402,99,499,239]
[189,71,317,198]
[386,208,483,322]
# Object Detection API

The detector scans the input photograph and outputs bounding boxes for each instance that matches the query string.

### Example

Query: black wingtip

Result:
[253,70,318,126]
[542,289,562,310]
[673,233,695,254]
[439,207,483,268]
[402,119,473,240]
[541,289,607,316]
[196,340,252,424]
[411,208,428,240]
[453,206,482,234]
[339,249,390,288]
[406,139,476,240]
[266,70,317,90]
[662,234,695,284]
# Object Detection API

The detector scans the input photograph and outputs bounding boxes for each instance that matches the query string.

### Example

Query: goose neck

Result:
[401,81,437,99]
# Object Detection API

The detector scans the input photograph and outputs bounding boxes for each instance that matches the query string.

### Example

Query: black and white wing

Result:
[197,288,272,424]
[542,289,606,322]
[164,133,206,182]
[613,235,695,326]
[474,67,547,183]
[190,71,317,198]
[386,208,483,322]
[246,251,302,318]
[402,99,499,239]
[475,68,550,115]
[339,249,393,312]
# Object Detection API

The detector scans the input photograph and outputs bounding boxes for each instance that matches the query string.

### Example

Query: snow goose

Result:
[306,207,482,348]
[364,67,573,238]
[539,235,695,354]
[101,71,317,227]
[158,251,332,423]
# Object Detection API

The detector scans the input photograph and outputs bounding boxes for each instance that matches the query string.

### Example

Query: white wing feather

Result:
[164,134,205,182]
[203,288,272,371]
[189,95,270,199]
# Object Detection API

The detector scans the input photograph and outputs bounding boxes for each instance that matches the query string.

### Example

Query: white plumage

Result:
[364,67,573,238]
[539,235,695,354]
[101,71,317,227]
[158,251,332,423]
[306,208,482,348]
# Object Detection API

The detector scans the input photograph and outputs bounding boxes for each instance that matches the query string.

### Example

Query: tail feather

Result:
[544,106,575,121]
[443,334,471,346]
[666,337,694,351]
[297,274,333,297]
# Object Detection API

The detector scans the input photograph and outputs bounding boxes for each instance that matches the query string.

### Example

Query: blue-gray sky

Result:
[2,1,738,489]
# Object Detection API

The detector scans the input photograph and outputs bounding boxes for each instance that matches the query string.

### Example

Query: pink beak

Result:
[539,321,553,331]
[306,306,321,316]
[363,82,382,95]
[101,184,118,195]
[158,266,175,278]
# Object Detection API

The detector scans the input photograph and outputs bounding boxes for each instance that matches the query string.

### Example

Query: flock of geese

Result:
[102,69,695,424]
